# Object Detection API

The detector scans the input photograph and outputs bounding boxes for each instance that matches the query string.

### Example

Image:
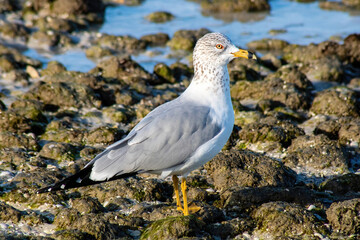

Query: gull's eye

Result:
[216,44,224,49]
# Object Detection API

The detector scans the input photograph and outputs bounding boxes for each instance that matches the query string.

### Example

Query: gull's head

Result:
[193,32,256,68]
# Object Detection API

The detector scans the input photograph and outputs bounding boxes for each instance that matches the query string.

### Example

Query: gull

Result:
[38,32,256,216]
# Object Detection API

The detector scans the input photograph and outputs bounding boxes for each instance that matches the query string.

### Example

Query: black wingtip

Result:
[37,165,138,194]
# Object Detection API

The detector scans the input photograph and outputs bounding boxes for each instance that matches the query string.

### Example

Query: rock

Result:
[304,56,344,82]
[283,134,349,174]
[140,215,205,240]
[310,88,360,118]
[84,126,124,146]
[198,0,270,13]
[93,56,159,86]
[146,11,174,23]
[260,53,283,70]
[320,173,360,194]
[0,110,32,133]
[0,44,42,72]
[35,16,78,32]
[0,0,16,13]
[140,33,170,46]
[0,149,30,171]
[231,78,312,110]
[252,201,328,239]
[0,21,30,40]
[221,186,318,212]
[167,28,211,51]
[238,119,304,148]
[153,63,176,83]
[41,61,67,76]
[96,34,146,53]
[204,149,296,191]
[247,38,289,50]
[53,229,95,240]
[170,62,193,82]
[39,142,77,162]
[326,198,360,235]
[206,217,254,239]
[85,45,112,59]
[0,201,23,223]
[24,81,102,109]
[70,196,105,214]
[338,118,360,144]
[0,131,39,151]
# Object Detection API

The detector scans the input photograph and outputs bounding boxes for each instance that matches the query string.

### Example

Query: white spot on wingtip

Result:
[76,177,82,183]
[60,184,65,189]
[48,188,52,192]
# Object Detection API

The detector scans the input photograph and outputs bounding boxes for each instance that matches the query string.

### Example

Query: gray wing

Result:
[88,100,222,181]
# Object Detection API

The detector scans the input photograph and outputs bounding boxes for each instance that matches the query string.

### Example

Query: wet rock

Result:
[267,64,313,91]
[102,105,134,123]
[54,210,126,240]
[338,118,360,144]
[0,201,23,223]
[198,0,270,13]
[39,142,77,162]
[206,217,255,239]
[204,149,296,191]
[23,0,105,24]
[0,131,39,151]
[252,201,328,239]
[41,119,86,144]
[221,186,318,212]
[320,0,360,11]
[167,28,211,51]
[35,16,78,32]
[53,229,95,240]
[141,215,205,240]
[85,45,112,59]
[0,21,30,40]
[247,38,289,50]
[305,56,344,82]
[40,61,67,76]
[28,30,73,50]
[25,81,102,109]
[231,78,312,110]
[326,198,360,235]
[0,0,16,13]
[70,196,105,214]
[96,34,147,53]
[260,53,283,70]
[320,173,360,194]
[0,44,42,72]
[140,33,170,46]
[314,118,341,140]
[238,119,304,148]
[81,177,173,204]
[310,88,360,118]
[283,134,349,174]
[0,110,32,133]
[93,56,158,86]
[84,126,124,146]
[153,63,176,83]
[146,11,174,23]
[10,99,47,124]
[0,149,30,171]
[170,62,193,82]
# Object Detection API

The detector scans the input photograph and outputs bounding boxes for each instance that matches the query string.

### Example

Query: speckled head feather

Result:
[192,33,240,91]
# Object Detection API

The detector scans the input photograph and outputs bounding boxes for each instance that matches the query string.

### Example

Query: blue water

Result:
[25,0,360,73]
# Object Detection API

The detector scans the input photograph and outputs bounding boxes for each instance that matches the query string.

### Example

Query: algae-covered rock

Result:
[204,149,296,191]
[84,126,124,146]
[310,88,359,118]
[0,21,30,40]
[140,33,170,46]
[28,30,73,50]
[247,38,289,50]
[221,186,317,211]
[85,45,112,59]
[53,229,95,240]
[284,134,349,173]
[153,63,176,83]
[70,196,105,214]
[198,0,270,13]
[268,64,313,90]
[140,215,205,240]
[0,110,32,133]
[167,28,210,51]
[320,173,360,194]
[0,201,23,223]
[25,81,102,109]
[35,16,78,32]
[40,61,67,76]
[326,198,360,235]
[39,142,77,162]
[253,201,328,239]
[146,11,174,23]
[0,131,39,151]
[96,34,147,53]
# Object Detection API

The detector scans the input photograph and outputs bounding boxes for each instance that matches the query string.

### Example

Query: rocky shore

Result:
[1,0,360,239]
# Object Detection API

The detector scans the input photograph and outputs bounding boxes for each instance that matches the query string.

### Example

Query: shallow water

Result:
[25,0,360,73]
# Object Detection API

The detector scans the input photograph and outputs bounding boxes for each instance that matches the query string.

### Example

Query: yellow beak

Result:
[232,49,257,60]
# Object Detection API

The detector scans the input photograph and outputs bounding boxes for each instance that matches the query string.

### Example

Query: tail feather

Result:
[37,164,137,193]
